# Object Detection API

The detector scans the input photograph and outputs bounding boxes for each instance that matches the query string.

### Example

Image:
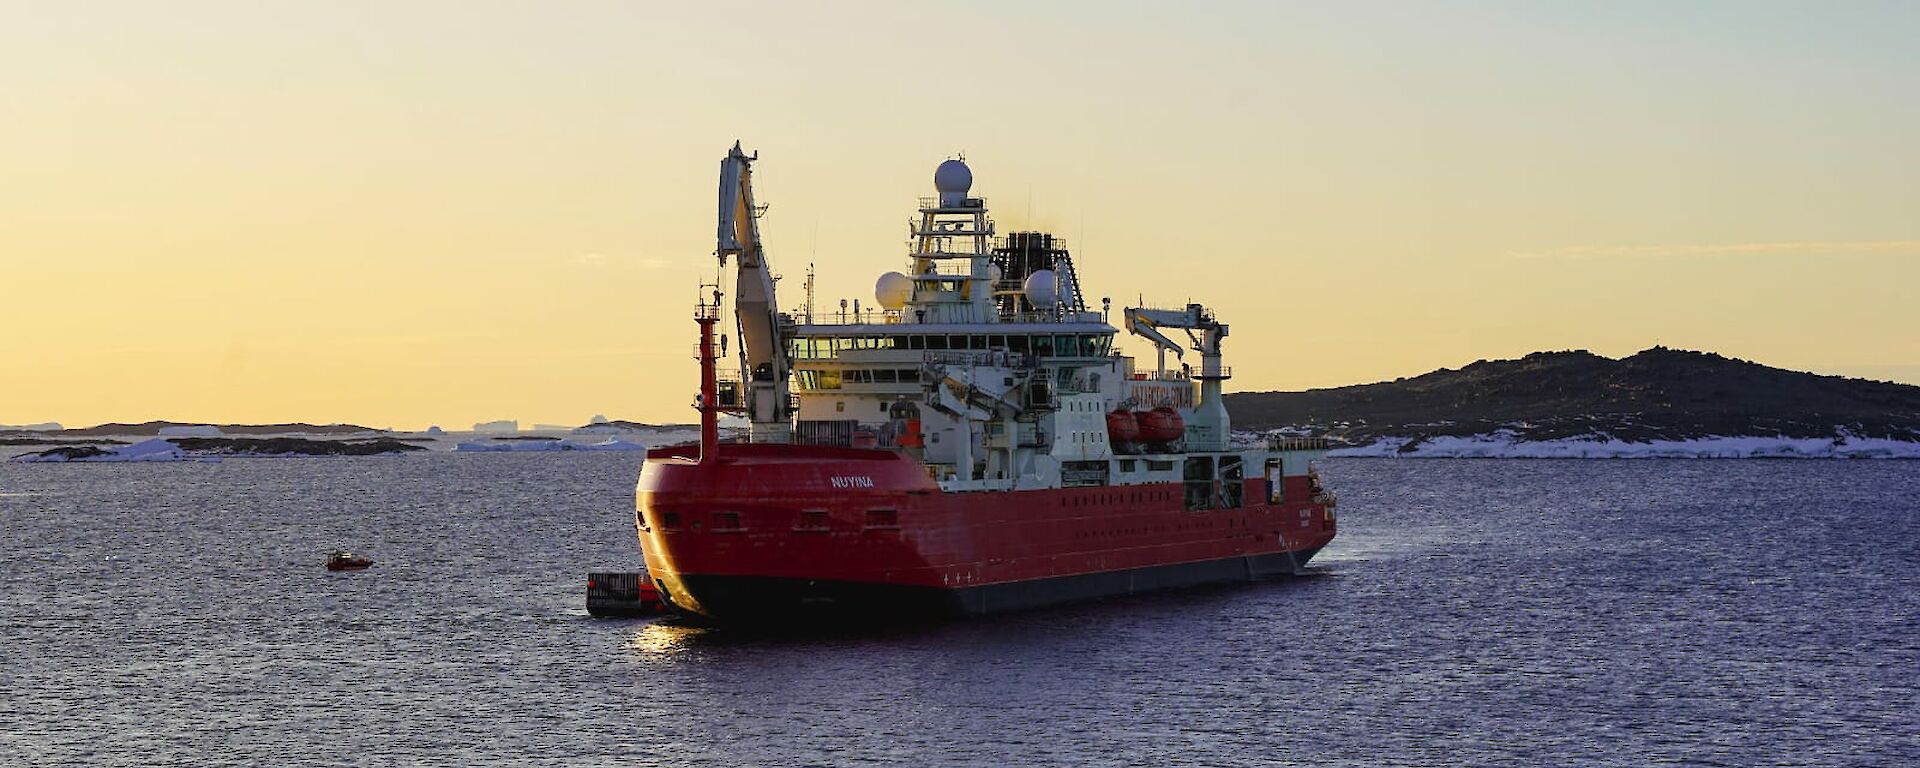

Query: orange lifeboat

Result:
[1106,409,1140,449]
[1136,407,1185,444]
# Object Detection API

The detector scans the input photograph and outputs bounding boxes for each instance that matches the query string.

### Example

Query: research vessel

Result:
[636,144,1336,621]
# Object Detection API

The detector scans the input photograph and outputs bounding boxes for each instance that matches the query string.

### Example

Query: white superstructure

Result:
[706,148,1311,499]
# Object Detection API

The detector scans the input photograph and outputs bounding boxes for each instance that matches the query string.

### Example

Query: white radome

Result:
[934,159,972,207]
[875,271,913,309]
[1023,269,1057,308]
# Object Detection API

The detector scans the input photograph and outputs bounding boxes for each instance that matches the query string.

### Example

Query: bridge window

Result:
[1008,335,1030,354]
[926,335,949,351]
[1032,335,1054,356]
[795,370,840,390]
[1056,335,1080,357]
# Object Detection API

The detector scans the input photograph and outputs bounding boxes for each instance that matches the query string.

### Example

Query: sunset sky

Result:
[4,1,1916,430]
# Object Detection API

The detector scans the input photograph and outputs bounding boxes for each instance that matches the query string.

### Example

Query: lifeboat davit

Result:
[1136,407,1185,444]
[1105,409,1141,445]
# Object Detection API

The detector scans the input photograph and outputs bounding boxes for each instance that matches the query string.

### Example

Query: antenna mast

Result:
[804,262,816,324]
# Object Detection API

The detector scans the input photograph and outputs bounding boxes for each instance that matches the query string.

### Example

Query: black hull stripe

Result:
[668,546,1324,623]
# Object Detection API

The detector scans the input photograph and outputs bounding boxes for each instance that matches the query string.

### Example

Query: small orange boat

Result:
[325,550,373,571]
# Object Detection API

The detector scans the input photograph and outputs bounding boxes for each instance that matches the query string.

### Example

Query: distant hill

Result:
[1226,348,1920,446]
[59,421,383,437]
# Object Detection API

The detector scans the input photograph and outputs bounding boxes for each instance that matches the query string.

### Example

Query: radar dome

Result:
[1023,270,1058,309]
[875,271,913,310]
[934,158,972,207]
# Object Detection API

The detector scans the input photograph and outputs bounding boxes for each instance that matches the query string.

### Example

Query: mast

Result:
[715,141,793,443]
[904,158,997,324]
[695,290,721,463]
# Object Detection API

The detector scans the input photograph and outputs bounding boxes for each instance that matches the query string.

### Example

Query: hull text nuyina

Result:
[636,144,1336,620]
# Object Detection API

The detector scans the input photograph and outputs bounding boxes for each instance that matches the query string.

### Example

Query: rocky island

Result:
[1227,348,1920,458]
[10,436,426,463]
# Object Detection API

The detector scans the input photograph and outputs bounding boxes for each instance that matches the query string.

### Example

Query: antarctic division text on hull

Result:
[635,143,1336,621]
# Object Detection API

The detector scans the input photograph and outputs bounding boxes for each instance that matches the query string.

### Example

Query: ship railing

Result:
[1001,310,1100,324]
[1267,436,1330,452]
[994,233,1068,251]
[918,196,988,211]
[912,225,994,238]
[921,350,1033,369]
[913,261,982,277]
[1128,370,1192,382]
[791,309,902,327]
[1194,366,1233,380]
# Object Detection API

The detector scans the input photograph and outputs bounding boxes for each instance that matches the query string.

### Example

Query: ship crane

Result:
[1123,303,1232,452]
[716,141,794,443]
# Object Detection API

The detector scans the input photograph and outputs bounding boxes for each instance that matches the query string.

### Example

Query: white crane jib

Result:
[1123,303,1232,451]
[716,141,793,442]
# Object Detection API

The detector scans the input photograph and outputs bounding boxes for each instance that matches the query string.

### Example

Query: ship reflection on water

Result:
[626,622,706,656]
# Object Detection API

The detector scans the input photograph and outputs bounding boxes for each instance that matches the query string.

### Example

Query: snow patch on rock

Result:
[1327,433,1920,459]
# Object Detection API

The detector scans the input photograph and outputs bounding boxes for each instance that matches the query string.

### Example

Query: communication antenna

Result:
[804,262,817,324]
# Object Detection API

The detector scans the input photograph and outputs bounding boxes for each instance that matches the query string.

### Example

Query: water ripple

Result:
[1,455,1916,766]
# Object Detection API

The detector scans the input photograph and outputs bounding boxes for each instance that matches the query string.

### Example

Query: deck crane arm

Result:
[1123,303,1228,370]
[1122,303,1232,450]
[716,141,792,442]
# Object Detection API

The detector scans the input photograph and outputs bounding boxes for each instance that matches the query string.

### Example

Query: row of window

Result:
[789,333,1116,360]
[1053,483,1253,511]
[794,369,924,389]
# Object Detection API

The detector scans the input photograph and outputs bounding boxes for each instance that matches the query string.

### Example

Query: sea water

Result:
[2,455,1915,766]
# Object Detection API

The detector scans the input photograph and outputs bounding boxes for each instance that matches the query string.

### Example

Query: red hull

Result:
[635,443,1335,620]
